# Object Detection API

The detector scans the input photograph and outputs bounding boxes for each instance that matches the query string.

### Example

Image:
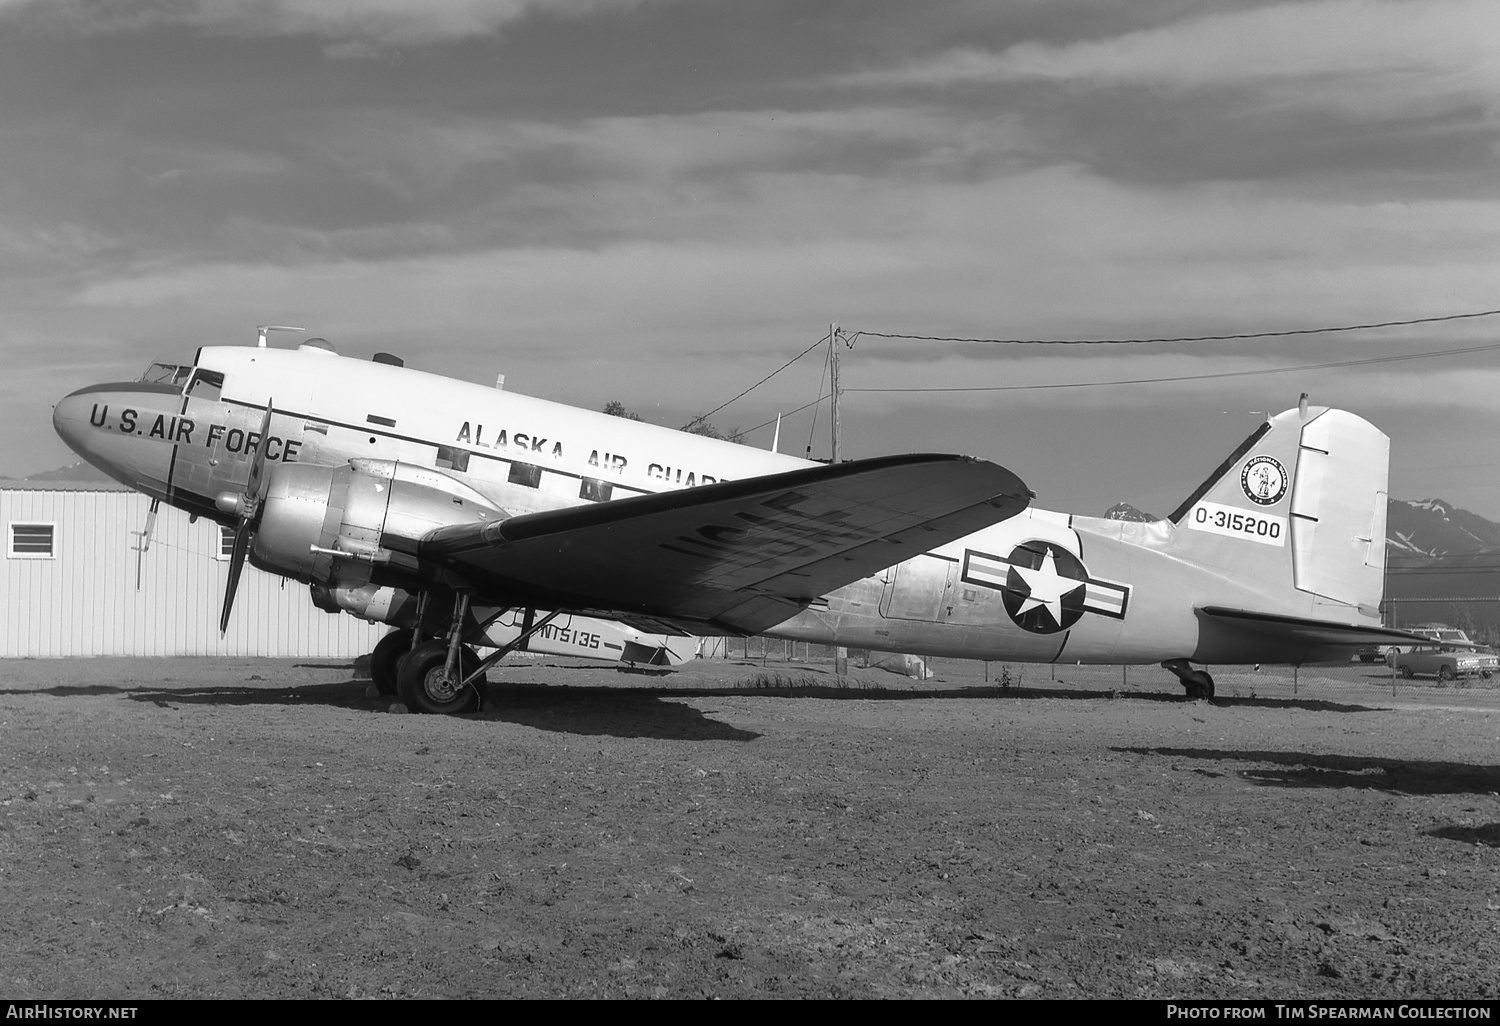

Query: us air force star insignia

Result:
[1241,454,1288,506]
[962,543,1131,635]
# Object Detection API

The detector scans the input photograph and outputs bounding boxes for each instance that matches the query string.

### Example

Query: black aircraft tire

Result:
[370,629,413,697]
[397,640,486,715]
[1183,671,1215,700]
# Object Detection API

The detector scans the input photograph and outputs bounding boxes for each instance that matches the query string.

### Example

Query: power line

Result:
[744,394,828,437]
[845,341,1500,394]
[682,333,829,430]
[851,307,1500,346]
[686,306,1500,432]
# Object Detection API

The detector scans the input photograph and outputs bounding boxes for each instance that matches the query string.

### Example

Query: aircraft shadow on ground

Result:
[7,676,1383,720]
[1115,746,1500,796]
[1429,823,1500,847]
[39,678,761,743]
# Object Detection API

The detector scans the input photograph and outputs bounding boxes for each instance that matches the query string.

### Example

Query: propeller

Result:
[216,401,275,633]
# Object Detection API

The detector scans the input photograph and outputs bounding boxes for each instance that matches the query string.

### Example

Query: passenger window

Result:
[436,445,470,473]
[508,462,542,488]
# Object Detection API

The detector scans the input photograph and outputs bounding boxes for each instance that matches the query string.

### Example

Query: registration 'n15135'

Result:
[1187,501,1287,546]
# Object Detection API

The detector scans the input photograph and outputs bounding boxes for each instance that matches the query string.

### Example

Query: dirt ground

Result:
[2,653,1499,999]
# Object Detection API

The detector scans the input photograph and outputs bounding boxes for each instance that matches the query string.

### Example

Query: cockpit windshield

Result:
[139,362,193,388]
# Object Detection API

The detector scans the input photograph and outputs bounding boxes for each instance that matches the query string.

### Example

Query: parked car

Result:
[1382,625,1475,666]
[1392,643,1498,683]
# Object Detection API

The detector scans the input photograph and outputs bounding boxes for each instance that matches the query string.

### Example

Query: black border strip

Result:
[1167,421,1272,525]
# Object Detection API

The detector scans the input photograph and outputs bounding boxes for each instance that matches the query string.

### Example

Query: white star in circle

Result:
[1013,550,1086,626]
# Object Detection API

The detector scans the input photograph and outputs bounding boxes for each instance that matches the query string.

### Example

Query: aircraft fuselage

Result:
[53,343,1391,672]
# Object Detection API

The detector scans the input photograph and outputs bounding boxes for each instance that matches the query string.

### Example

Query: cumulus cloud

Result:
[3,0,654,47]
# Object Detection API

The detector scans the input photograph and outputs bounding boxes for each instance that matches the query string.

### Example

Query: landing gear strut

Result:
[1162,658,1215,699]
[392,593,571,715]
[397,592,487,715]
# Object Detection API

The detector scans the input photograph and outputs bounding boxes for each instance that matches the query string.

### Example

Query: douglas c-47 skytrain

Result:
[53,332,1420,713]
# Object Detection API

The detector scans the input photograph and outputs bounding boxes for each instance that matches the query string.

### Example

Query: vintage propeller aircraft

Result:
[53,331,1418,713]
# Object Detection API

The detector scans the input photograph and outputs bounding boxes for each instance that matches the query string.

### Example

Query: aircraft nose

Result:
[53,384,175,498]
[52,387,97,457]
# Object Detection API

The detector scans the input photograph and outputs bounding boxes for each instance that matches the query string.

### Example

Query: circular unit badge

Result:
[1240,454,1288,506]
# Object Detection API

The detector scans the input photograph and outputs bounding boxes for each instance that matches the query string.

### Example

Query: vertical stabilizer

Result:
[1168,406,1388,619]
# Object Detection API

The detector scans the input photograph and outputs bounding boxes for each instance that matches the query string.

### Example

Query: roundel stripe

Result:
[961,543,1130,635]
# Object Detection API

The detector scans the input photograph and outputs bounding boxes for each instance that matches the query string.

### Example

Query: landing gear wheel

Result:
[370,629,413,697]
[397,640,487,715]
[1182,671,1215,700]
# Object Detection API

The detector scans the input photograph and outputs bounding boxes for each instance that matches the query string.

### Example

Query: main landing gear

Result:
[369,628,412,697]
[394,592,488,715]
[373,593,571,715]
[1162,658,1215,700]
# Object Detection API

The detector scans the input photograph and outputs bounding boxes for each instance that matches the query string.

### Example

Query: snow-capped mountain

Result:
[1103,502,1157,522]
[1386,498,1500,557]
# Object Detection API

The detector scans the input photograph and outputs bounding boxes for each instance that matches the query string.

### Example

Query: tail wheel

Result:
[1184,671,1215,700]
[397,639,486,715]
[370,628,414,697]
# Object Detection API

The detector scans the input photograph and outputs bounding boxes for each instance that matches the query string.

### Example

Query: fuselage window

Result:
[579,477,613,502]
[436,445,470,473]
[187,369,224,403]
[508,462,542,489]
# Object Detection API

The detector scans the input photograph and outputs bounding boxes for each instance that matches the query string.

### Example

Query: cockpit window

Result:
[187,369,224,402]
[139,362,193,388]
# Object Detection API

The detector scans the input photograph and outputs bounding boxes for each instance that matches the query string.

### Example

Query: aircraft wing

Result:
[418,453,1031,634]
[1198,608,1431,648]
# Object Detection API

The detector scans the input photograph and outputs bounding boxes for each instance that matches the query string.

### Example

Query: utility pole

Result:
[829,323,841,463]
[829,322,849,679]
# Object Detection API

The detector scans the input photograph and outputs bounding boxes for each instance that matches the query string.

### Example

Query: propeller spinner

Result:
[215,401,275,633]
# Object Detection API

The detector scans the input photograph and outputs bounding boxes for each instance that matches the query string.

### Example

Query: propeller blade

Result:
[220,400,274,634]
[244,400,275,517]
[219,518,253,634]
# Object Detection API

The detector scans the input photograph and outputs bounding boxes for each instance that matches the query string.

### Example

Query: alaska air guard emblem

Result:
[962,542,1130,635]
[1241,455,1288,506]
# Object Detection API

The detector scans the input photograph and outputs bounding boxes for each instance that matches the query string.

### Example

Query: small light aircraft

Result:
[53,332,1417,712]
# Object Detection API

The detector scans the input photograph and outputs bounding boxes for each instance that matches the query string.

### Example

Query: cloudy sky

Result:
[3,0,1499,520]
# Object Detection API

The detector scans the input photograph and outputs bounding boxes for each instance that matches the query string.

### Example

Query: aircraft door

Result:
[879,556,958,622]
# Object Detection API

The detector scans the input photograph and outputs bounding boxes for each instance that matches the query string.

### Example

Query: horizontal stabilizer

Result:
[1199,606,1428,648]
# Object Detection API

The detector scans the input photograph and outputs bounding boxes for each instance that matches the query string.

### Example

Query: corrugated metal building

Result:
[1,480,385,658]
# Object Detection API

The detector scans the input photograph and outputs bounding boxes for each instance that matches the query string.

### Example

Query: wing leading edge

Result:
[418,453,1031,634]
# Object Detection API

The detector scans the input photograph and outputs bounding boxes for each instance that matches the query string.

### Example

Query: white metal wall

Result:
[0,486,386,658]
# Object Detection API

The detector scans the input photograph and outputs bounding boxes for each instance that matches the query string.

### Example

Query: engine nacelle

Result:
[310,583,421,626]
[252,458,503,587]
